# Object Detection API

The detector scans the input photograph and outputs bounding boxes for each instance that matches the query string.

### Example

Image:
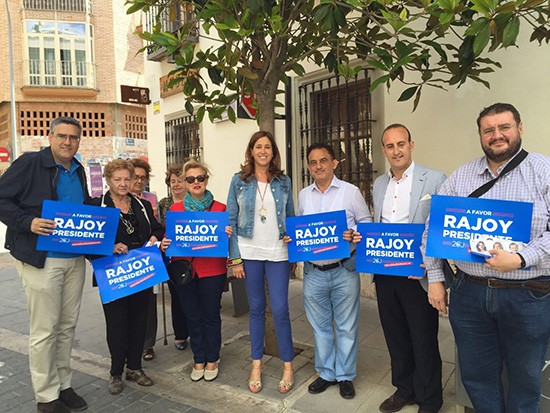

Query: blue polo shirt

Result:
[47,159,85,259]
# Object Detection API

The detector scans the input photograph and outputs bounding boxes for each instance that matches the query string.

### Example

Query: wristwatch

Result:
[516,253,526,269]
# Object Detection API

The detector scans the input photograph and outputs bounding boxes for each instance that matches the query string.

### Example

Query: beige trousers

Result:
[17,257,86,403]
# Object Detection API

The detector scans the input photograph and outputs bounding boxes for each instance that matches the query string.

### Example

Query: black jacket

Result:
[0,147,90,268]
[88,192,164,249]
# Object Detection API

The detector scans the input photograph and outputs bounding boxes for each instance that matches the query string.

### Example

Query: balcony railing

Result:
[23,0,93,12]
[145,4,198,61]
[24,59,96,89]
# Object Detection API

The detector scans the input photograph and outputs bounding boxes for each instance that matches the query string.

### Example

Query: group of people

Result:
[0,101,549,413]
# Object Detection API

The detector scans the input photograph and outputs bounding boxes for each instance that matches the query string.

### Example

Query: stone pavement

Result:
[0,252,459,412]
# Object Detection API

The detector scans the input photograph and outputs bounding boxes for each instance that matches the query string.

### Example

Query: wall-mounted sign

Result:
[121,85,150,104]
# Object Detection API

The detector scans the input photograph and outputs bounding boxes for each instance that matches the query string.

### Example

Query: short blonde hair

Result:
[181,159,211,178]
[104,159,134,179]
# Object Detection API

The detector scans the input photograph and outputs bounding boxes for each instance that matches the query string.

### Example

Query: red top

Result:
[169,200,228,278]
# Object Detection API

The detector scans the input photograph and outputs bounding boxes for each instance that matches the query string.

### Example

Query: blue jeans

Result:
[175,274,226,364]
[243,260,294,362]
[449,275,550,413]
[303,262,360,381]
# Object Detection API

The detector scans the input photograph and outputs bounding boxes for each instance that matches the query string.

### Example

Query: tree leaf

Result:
[237,67,259,80]
[473,24,491,56]
[398,86,418,101]
[502,16,520,47]
[370,74,391,92]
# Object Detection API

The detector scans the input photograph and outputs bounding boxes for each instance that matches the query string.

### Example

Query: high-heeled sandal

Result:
[278,364,295,394]
[248,362,263,393]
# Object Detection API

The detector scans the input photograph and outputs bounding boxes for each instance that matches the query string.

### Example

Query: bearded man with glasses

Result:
[0,116,90,413]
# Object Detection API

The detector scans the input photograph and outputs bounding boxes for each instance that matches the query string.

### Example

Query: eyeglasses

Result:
[308,158,331,167]
[54,133,80,142]
[185,175,208,183]
[481,124,515,137]
[133,175,148,182]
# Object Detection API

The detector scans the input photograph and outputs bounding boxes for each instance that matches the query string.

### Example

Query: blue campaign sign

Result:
[37,200,119,256]
[92,246,169,304]
[164,211,229,257]
[356,223,425,277]
[286,210,350,263]
[426,195,533,262]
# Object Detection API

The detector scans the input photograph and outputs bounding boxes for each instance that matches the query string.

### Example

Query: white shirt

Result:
[381,162,415,224]
[238,182,288,261]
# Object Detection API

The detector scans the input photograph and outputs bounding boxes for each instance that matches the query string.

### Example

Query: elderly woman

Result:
[161,159,229,382]
[226,131,295,394]
[158,164,189,351]
[90,159,163,395]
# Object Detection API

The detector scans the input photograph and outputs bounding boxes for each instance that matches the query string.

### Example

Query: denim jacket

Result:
[226,173,295,260]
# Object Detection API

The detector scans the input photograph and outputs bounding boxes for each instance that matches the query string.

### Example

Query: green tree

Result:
[127,0,549,132]
[128,0,549,357]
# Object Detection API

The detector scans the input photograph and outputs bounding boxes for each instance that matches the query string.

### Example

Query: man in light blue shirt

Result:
[0,117,89,413]
[296,142,371,399]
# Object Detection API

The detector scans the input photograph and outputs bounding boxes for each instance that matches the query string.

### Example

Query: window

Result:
[297,70,375,206]
[144,2,198,61]
[165,115,201,165]
[25,20,94,88]
[23,0,92,13]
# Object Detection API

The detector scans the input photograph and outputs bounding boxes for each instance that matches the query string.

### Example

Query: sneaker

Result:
[59,388,87,411]
[125,368,154,386]
[108,375,123,395]
[37,400,70,413]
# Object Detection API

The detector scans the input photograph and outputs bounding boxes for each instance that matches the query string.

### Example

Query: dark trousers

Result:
[167,280,189,341]
[375,275,443,412]
[174,274,226,363]
[143,292,158,349]
[102,287,152,376]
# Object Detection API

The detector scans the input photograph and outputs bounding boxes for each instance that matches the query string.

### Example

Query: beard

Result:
[482,135,522,164]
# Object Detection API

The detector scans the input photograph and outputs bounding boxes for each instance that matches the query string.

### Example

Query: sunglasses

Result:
[185,174,208,184]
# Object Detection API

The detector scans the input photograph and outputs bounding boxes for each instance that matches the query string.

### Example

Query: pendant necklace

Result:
[119,196,135,234]
[257,181,269,223]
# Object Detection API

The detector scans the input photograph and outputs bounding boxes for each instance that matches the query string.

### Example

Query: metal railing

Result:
[23,0,92,12]
[297,69,375,205]
[144,3,198,60]
[24,59,96,89]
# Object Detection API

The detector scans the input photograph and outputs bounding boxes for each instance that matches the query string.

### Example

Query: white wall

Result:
[382,30,550,176]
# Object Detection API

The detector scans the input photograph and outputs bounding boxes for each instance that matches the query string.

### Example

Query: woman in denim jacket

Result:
[226,131,295,394]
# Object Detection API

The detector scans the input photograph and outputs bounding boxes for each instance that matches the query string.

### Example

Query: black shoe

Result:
[308,377,337,394]
[339,380,355,399]
[174,340,188,351]
[59,388,87,411]
[37,400,70,413]
[379,392,416,412]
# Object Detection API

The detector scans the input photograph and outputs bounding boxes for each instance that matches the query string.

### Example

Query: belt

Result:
[460,272,550,294]
[309,251,355,272]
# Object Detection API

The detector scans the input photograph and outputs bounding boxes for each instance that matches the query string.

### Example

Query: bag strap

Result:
[468,149,528,198]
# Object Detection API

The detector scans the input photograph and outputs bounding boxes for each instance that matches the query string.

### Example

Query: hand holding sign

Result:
[31,217,56,236]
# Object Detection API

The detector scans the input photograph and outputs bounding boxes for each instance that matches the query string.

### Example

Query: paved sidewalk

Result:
[0,252,459,412]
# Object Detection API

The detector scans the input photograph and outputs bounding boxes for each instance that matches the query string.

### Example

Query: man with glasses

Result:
[128,158,160,362]
[424,103,550,412]
[0,117,90,413]
[296,142,371,399]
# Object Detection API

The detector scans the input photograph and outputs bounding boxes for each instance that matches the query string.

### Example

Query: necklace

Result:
[257,181,269,223]
[118,196,135,234]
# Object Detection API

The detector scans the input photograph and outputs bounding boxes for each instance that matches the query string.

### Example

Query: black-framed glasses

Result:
[185,175,208,183]
[54,133,80,142]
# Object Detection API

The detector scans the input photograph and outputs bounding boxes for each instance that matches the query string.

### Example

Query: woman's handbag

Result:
[167,259,194,286]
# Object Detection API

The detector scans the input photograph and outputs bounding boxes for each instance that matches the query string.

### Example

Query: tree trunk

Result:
[255,74,281,357]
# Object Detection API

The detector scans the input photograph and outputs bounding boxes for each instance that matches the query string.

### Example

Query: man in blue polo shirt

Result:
[0,117,90,413]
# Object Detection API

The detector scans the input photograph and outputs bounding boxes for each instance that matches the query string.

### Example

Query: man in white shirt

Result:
[297,142,371,399]
[373,124,446,413]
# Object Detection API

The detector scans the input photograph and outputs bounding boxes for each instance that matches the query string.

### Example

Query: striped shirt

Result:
[424,150,550,282]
